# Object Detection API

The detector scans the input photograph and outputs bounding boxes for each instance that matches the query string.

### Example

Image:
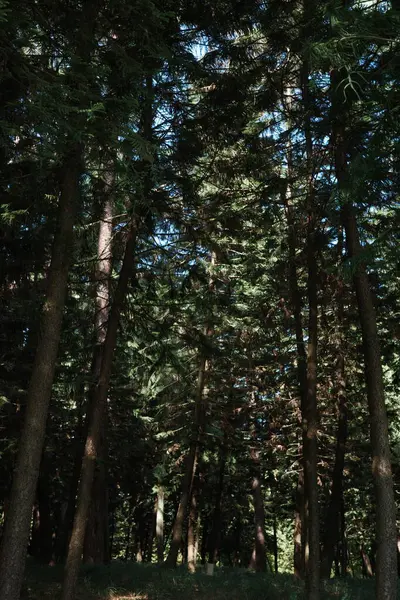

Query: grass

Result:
[22,560,383,600]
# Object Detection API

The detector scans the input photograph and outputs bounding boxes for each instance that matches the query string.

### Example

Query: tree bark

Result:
[187,479,198,572]
[156,487,164,564]
[0,149,81,600]
[332,81,397,600]
[282,82,308,580]
[61,219,137,600]
[164,441,198,567]
[30,473,53,564]
[249,474,267,572]
[273,512,278,574]
[164,301,212,567]
[361,545,374,577]
[200,515,209,565]
[302,49,320,600]
[321,239,347,579]
[342,203,397,598]
[83,172,113,565]
[207,445,226,565]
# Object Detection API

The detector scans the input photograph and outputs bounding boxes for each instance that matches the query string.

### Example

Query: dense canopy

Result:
[0,1,399,599]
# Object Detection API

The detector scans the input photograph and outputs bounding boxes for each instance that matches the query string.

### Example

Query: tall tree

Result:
[61,217,138,600]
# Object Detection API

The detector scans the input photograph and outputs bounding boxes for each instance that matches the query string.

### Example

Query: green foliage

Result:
[22,562,390,600]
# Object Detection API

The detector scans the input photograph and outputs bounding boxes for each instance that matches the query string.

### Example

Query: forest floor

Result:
[23,560,381,600]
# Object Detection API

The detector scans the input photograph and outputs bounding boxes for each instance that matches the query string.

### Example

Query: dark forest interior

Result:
[0,1,400,599]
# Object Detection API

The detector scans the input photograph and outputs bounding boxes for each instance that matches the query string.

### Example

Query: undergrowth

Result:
[22,560,385,600]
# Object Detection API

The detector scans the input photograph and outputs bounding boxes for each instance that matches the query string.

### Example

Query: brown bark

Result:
[56,382,86,561]
[282,84,308,580]
[83,173,113,565]
[361,545,374,577]
[0,149,81,600]
[187,480,198,572]
[302,51,320,599]
[145,502,156,563]
[321,239,347,579]
[342,203,397,598]
[61,220,137,600]
[273,512,278,573]
[249,474,267,572]
[286,204,307,576]
[200,515,209,565]
[82,444,109,564]
[156,487,164,564]
[164,441,198,567]
[207,445,226,565]
[332,84,397,600]
[164,253,214,568]
[30,474,53,564]
[248,408,267,574]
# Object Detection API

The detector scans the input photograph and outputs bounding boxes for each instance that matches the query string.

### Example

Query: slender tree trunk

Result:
[31,474,53,564]
[321,239,347,579]
[321,376,347,578]
[282,82,308,580]
[361,545,374,577]
[164,441,198,567]
[249,474,267,572]
[145,502,156,563]
[233,519,242,566]
[301,46,320,599]
[332,85,397,600]
[54,382,86,562]
[165,248,216,568]
[30,476,53,564]
[304,191,320,600]
[61,220,138,600]
[0,149,82,600]
[187,480,198,572]
[156,487,164,564]
[165,326,211,567]
[82,445,109,564]
[340,497,347,576]
[273,512,278,573]
[342,203,397,598]
[200,515,209,565]
[83,174,113,564]
[207,445,226,565]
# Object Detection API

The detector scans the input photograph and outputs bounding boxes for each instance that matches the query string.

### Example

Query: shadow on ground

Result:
[23,559,382,600]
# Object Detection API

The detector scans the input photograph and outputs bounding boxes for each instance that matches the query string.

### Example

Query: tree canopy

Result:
[0,1,399,599]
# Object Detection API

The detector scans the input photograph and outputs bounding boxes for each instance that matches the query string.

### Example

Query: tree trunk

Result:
[0,149,81,600]
[165,318,211,567]
[339,497,347,576]
[164,441,198,567]
[342,203,397,598]
[249,475,267,572]
[273,512,278,573]
[82,440,109,564]
[361,545,374,577]
[321,240,347,579]
[55,383,86,563]
[332,77,397,599]
[200,515,209,565]
[187,481,198,572]
[282,82,308,580]
[156,487,164,564]
[321,376,347,578]
[302,50,320,600]
[145,502,156,563]
[30,473,53,564]
[208,445,226,565]
[83,175,113,565]
[61,220,138,600]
